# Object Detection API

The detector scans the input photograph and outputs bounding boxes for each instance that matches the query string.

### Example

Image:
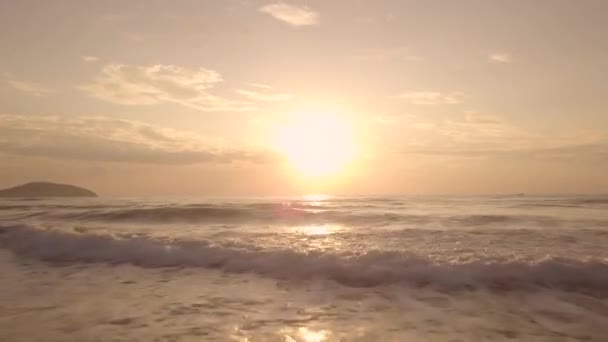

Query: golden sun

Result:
[274,111,357,178]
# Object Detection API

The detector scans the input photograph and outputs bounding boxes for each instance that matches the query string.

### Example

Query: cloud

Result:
[406,113,608,160]
[396,91,465,105]
[488,53,512,63]
[259,3,319,27]
[3,78,52,97]
[82,64,256,111]
[82,55,99,63]
[235,89,293,102]
[0,115,276,164]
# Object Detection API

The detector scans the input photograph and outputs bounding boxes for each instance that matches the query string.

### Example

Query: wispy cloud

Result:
[396,91,465,105]
[488,52,512,63]
[406,113,607,160]
[82,55,99,63]
[3,79,52,97]
[82,64,256,111]
[259,3,319,27]
[235,88,293,102]
[0,115,276,164]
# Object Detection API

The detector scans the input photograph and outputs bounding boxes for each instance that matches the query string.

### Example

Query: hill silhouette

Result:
[0,182,97,197]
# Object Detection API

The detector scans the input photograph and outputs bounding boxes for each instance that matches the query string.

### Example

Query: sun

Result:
[274,110,357,178]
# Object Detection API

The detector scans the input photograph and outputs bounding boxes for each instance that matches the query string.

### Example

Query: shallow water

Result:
[1,195,607,341]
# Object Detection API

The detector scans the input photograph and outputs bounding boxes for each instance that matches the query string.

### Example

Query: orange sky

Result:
[1,0,607,196]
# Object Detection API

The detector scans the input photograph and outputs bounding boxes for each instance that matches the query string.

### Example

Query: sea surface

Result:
[1,195,608,341]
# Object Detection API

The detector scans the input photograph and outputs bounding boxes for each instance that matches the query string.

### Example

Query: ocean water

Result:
[1,195,607,341]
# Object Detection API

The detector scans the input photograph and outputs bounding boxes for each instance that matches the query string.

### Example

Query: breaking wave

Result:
[53,206,400,226]
[38,206,602,228]
[2,224,607,293]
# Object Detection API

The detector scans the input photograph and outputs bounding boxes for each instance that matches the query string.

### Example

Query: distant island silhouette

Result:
[0,182,97,197]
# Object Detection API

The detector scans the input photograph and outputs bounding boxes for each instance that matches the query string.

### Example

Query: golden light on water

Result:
[237,325,332,342]
[274,110,357,179]
[296,224,340,236]
[301,194,331,206]
[283,327,329,342]
[302,194,330,202]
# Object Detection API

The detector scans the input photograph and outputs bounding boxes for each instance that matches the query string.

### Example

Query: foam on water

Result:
[1,195,608,340]
[2,224,607,293]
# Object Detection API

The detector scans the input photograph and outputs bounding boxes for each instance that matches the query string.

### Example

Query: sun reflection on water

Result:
[284,327,329,342]
[295,224,341,236]
[302,194,330,202]
[288,224,345,253]
[300,194,331,207]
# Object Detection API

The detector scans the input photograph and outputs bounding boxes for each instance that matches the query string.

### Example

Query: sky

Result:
[1,0,607,196]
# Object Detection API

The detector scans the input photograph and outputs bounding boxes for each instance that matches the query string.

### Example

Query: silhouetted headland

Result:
[0,182,97,197]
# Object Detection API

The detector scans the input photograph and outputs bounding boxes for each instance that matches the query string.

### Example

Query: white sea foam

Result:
[2,224,607,292]
[2,195,608,340]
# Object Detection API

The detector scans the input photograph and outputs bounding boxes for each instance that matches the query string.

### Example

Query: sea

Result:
[1,195,607,341]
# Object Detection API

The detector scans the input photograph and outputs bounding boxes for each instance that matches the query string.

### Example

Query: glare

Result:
[283,327,329,342]
[296,224,340,235]
[302,194,330,201]
[302,194,330,205]
[275,110,357,178]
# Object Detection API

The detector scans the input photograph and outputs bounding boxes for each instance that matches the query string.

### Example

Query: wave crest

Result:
[2,224,607,293]
[43,206,598,229]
